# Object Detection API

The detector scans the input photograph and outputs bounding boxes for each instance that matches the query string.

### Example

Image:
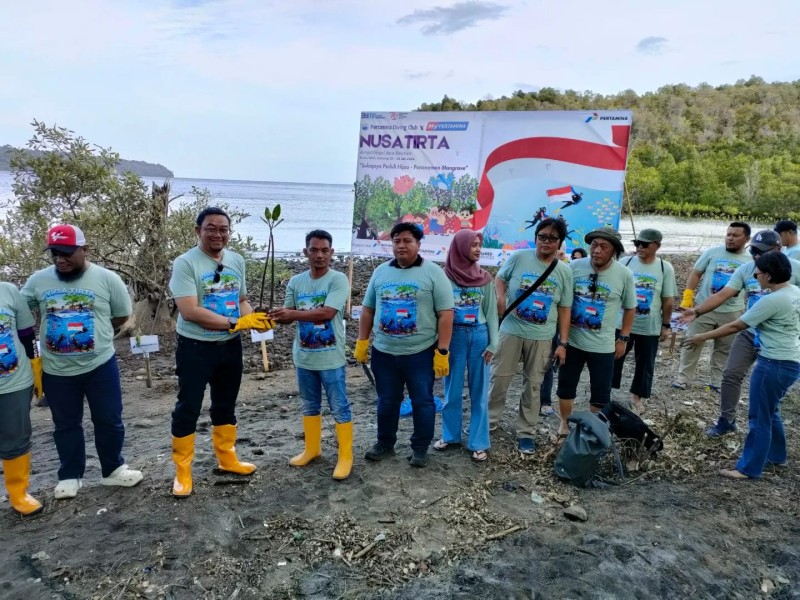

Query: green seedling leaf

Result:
[271,204,281,221]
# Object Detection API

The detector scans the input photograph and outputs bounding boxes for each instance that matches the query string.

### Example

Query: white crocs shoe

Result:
[54,479,82,499]
[101,465,143,488]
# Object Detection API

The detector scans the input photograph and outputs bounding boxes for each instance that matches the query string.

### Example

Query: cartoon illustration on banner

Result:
[352,110,632,265]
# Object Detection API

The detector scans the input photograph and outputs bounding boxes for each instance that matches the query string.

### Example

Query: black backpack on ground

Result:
[554,411,618,487]
[604,401,664,455]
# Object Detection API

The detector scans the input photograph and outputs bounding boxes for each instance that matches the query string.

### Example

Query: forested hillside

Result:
[420,76,800,219]
[0,144,173,178]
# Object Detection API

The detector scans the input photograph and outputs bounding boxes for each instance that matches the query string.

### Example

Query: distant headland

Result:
[0,144,174,178]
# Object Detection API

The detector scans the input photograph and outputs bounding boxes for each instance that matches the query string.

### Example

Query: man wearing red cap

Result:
[21,224,142,499]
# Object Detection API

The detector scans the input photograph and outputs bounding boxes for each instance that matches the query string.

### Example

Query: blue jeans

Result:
[371,345,435,452]
[296,366,351,423]
[736,356,800,478]
[42,356,126,479]
[442,324,490,452]
[172,334,243,437]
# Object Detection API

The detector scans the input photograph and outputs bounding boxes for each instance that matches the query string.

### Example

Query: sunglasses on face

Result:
[633,240,652,248]
[749,247,763,257]
[213,263,224,283]
[537,234,560,244]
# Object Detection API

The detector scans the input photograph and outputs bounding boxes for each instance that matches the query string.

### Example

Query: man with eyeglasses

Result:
[168,207,273,497]
[21,224,143,499]
[679,229,800,436]
[556,227,636,442]
[611,229,676,414]
[488,218,573,454]
[672,222,750,392]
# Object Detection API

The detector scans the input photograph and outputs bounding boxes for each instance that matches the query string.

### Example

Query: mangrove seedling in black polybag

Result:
[258,204,283,311]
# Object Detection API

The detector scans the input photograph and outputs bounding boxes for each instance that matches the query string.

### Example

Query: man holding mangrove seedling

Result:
[672,222,750,392]
[168,207,273,497]
[269,230,353,480]
[354,222,454,468]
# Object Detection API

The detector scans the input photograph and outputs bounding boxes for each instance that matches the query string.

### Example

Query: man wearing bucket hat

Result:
[21,224,143,499]
[672,222,750,391]
[680,229,800,436]
[556,227,636,442]
[611,229,676,414]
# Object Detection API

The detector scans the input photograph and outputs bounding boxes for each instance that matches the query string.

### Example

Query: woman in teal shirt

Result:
[684,252,800,479]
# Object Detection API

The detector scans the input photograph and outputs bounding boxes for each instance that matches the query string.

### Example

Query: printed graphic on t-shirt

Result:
[514,273,557,324]
[571,277,610,331]
[43,289,95,355]
[453,287,483,326]
[745,277,767,311]
[0,312,19,377]
[296,291,336,351]
[201,268,240,333]
[632,272,657,315]
[379,281,419,336]
[711,259,743,294]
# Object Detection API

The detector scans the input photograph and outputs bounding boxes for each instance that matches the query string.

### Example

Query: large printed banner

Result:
[352,110,632,265]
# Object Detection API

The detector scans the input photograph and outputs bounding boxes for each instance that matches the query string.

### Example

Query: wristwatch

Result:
[616,334,630,343]
[557,340,568,348]
[437,348,449,355]
[228,317,239,327]
[662,323,671,329]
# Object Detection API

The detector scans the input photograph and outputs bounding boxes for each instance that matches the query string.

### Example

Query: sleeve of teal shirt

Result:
[740,295,778,329]
[559,264,574,307]
[622,268,637,310]
[693,247,713,274]
[496,253,515,282]
[108,271,133,317]
[482,281,499,353]
[236,255,248,298]
[725,263,748,293]
[324,273,350,313]
[363,270,377,310]
[169,255,198,299]
[662,262,678,298]
[13,286,35,330]
[20,274,39,311]
[431,264,455,311]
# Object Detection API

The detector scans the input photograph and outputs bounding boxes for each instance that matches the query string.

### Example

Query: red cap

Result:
[46,224,87,254]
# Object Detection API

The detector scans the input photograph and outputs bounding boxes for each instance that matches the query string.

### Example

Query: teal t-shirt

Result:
[725,258,800,336]
[497,250,573,341]
[363,258,454,355]
[0,282,35,393]
[169,247,247,341]
[693,245,749,312]
[448,279,500,353]
[21,264,132,376]
[783,245,800,260]
[618,256,677,336]
[284,269,349,371]
[740,285,800,361]
[568,258,636,353]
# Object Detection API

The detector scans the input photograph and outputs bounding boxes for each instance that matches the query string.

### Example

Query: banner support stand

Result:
[346,252,355,317]
[624,181,637,240]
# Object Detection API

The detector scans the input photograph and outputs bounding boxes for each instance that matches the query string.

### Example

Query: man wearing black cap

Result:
[21,224,142,499]
[774,220,800,260]
[680,229,800,436]
[612,228,676,414]
[556,227,636,441]
[672,222,750,391]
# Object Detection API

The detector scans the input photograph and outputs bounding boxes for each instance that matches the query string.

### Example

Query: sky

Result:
[0,0,798,184]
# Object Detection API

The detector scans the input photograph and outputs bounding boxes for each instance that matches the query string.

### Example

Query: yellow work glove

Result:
[31,357,43,399]
[354,339,370,364]
[433,348,449,378]
[229,312,275,333]
[680,289,694,309]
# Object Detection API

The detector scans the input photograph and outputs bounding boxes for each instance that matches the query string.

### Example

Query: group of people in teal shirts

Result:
[3,214,800,517]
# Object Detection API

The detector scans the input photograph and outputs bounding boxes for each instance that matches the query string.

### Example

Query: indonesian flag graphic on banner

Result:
[546,186,574,205]
[67,322,83,333]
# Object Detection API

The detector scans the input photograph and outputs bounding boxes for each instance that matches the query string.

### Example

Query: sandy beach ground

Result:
[2,255,799,600]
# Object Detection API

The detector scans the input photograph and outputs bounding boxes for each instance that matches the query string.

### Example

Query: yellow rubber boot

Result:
[332,421,353,480]
[3,453,43,516]
[212,425,256,475]
[172,434,195,497]
[289,415,322,467]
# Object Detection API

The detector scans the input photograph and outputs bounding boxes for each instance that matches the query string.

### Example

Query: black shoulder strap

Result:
[500,259,559,325]
[624,256,633,266]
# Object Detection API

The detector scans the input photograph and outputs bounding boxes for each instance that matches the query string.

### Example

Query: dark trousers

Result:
[371,345,435,452]
[43,356,125,479]
[171,334,243,438]
[540,334,559,406]
[0,386,34,460]
[611,332,660,398]
[556,346,615,408]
